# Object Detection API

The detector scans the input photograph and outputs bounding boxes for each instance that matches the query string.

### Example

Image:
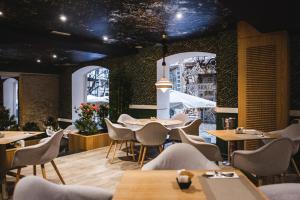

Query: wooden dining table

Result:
[113,170,268,200]
[0,131,44,200]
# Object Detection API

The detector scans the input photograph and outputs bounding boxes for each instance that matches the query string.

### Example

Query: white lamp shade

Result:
[155,77,172,92]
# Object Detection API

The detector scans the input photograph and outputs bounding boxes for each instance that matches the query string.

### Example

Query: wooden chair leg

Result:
[51,160,65,185]
[125,141,129,156]
[138,145,144,164]
[16,168,22,183]
[33,165,37,176]
[130,142,135,161]
[140,146,147,167]
[119,141,124,150]
[110,142,118,163]
[291,158,300,177]
[41,164,46,179]
[106,141,114,158]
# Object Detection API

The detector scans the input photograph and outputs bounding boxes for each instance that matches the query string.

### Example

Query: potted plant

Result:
[69,103,110,153]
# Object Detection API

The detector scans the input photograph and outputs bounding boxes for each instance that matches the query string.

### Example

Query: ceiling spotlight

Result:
[176,12,183,20]
[36,59,41,63]
[52,54,57,59]
[102,35,108,41]
[0,11,3,16]
[59,14,67,22]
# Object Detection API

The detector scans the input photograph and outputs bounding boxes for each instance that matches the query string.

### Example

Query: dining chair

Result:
[178,129,223,162]
[105,118,136,163]
[135,122,170,167]
[13,176,113,200]
[142,143,220,170]
[232,138,294,185]
[169,119,204,142]
[11,130,65,184]
[260,183,300,200]
[268,121,300,176]
[117,114,135,126]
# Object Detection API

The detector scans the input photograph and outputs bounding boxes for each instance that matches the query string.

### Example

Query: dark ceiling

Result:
[0,0,295,67]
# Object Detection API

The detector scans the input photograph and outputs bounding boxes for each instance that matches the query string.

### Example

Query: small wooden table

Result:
[124,119,182,130]
[113,170,267,200]
[206,130,277,163]
[0,131,43,200]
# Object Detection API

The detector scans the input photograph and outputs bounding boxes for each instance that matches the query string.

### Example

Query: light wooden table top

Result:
[113,170,267,200]
[0,131,44,145]
[206,130,277,141]
[124,119,182,127]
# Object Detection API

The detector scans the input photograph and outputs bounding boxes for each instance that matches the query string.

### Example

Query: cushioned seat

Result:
[260,183,300,200]
[13,176,113,200]
[142,143,220,170]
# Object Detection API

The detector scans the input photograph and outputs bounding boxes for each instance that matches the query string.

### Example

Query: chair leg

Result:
[33,165,36,176]
[140,146,147,167]
[110,142,118,163]
[106,140,114,158]
[291,158,300,177]
[16,168,22,183]
[125,141,129,156]
[51,160,65,185]
[130,142,135,161]
[41,164,46,179]
[138,145,144,164]
[119,141,124,150]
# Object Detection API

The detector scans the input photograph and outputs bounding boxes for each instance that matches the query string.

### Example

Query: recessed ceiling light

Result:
[59,14,67,22]
[102,35,108,41]
[176,12,183,20]
[52,54,57,59]
[36,59,41,63]
[0,11,3,16]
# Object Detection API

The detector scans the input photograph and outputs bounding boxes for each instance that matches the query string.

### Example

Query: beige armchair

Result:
[135,122,169,167]
[142,143,220,170]
[232,138,294,185]
[169,119,204,142]
[13,176,113,200]
[260,183,300,200]
[178,129,222,162]
[105,118,136,163]
[117,114,135,126]
[12,130,65,184]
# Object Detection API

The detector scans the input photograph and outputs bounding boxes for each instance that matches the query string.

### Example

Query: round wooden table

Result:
[123,118,183,130]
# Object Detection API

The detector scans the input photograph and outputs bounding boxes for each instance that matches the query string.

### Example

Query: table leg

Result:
[0,145,8,200]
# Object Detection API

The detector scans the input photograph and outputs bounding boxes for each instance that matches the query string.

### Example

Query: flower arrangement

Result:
[74,103,109,135]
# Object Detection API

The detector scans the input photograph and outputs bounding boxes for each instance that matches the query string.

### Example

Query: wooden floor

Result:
[7,145,140,193]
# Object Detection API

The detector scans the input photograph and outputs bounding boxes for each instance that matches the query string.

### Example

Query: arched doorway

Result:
[72,66,109,121]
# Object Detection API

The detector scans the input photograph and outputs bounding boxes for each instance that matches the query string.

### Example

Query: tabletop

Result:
[0,131,44,145]
[124,118,183,127]
[206,130,277,141]
[113,170,267,200]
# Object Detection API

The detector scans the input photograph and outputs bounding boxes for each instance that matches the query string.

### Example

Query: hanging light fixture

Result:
[155,34,172,92]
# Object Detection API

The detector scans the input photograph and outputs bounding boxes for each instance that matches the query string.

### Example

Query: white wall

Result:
[72,66,100,121]
[3,78,18,119]
[156,52,216,119]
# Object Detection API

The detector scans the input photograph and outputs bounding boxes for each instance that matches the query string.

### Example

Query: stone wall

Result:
[19,74,60,128]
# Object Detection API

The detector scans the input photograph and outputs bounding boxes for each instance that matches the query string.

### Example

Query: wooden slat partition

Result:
[238,22,289,149]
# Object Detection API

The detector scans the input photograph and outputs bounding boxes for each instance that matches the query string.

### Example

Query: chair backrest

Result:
[171,113,189,126]
[104,118,134,141]
[181,119,202,136]
[142,143,220,170]
[13,176,113,200]
[12,130,64,167]
[260,183,300,200]
[135,122,169,146]
[117,114,135,125]
[179,129,222,162]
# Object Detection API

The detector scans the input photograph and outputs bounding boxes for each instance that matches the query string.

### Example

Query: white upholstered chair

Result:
[12,130,65,184]
[260,183,300,200]
[13,176,113,200]
[135,122,169,167]
[179,129,223,162]
[169,119,204,142]
[232,138,294,185]
[142,143,220,170]
[117,114,135,126]
[105,118,136,162]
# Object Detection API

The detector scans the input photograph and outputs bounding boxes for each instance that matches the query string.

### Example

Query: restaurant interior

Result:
[0,0,299,199]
